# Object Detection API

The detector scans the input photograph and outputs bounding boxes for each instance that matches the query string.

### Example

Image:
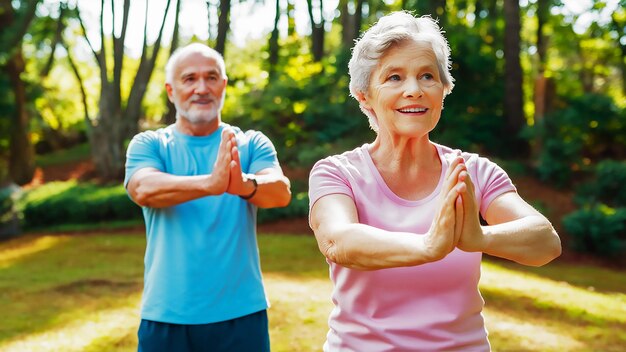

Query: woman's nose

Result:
[403,78,423,98]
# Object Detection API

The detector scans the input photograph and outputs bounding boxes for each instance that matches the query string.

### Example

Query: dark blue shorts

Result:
[137,310,270,352]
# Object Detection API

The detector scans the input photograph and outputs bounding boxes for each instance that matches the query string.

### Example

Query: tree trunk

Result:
[287,0,296,37]
[76,0,174,181]
[0,0,39,185]
[6,52,36,185]
[532,0,553,162]
[216,0,231,56]
[268,0,281,79]
[536,0,549,72]
[164,0,181,125]
[503,0,527,155]
[340,0,364,49]
[306,0,325,62]
[62,38,92,139]
[124,0,174,138]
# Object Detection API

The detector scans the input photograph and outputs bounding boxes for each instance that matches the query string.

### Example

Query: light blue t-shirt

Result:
[124,123,279,324]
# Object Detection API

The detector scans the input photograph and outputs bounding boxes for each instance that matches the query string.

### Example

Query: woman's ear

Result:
[355,91,372,110]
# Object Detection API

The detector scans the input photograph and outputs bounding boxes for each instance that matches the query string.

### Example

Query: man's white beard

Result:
[174,101,219,125]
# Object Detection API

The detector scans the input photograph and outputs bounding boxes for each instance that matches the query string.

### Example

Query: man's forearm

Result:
[129,171,221,208]
[247,174,291,208]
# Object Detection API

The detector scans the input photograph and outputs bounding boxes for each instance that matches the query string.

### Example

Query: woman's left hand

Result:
[456,170,486,252]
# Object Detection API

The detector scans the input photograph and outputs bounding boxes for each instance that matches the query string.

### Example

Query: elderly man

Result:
[125,43,291,352]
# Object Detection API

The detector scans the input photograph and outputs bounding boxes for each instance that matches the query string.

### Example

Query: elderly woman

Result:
[308,11,561,351]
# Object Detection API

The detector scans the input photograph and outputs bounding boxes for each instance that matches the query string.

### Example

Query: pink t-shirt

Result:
[308,143,516,352]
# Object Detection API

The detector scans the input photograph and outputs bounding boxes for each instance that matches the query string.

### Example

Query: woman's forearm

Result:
[481,215,561,266]
[315,222,437,271]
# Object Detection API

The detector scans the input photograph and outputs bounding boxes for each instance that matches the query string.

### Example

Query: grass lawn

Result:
[0,231,625,351]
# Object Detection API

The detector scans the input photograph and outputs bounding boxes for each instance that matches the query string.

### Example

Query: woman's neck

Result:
[368,134,442,200]
[369,134,439,172]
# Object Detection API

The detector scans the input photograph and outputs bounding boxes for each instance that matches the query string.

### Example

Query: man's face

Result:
[166,52,227,125]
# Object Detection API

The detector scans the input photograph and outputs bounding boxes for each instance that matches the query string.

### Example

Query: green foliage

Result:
[562,159,626,259]
[0,183,22,237]
[574,160,626,207]
[0,74,13,172]
[532,93,626,186]
[35,142,91,168]
[226,40,373,170]
[434,26,507,155]
[258,180,309,223]
[19,181,142,230]
[563,205,626,258]
[18,178,308,230]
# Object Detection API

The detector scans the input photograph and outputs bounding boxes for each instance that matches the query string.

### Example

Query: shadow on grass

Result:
[481,286,626,350]
[485,255,626,295]
[0,234,144,345]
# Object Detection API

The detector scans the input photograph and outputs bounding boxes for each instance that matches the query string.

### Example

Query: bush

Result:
[574,160,626,208]
[563,205,626,258]
[258,179,309,223]
[19,181,142,230]
[18,179,308,230]
[0,182,22,238]
[533,94,626,186]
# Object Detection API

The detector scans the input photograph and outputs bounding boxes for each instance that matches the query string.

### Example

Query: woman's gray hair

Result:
[165,43,227,85]
[348,11,454,131]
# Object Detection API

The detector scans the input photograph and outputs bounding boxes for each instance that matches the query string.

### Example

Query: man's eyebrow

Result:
[180,72,195,78]
[180,68,221,79]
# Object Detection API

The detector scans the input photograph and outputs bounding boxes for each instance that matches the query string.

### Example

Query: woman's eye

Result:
[420,73,434,81]
[387,74,401,81]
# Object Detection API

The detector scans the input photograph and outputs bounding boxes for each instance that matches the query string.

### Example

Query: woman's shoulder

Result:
[314,144,369,169]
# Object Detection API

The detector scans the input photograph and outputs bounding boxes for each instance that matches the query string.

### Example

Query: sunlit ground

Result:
[0,233,624,351]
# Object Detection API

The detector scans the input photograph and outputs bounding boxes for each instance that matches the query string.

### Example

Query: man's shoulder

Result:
[133,125,175,142]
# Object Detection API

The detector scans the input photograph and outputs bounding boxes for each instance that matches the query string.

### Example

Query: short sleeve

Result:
[308,157,354,211]
[124,131,164,188]
[246,131,280,174]
[473,156,517,216]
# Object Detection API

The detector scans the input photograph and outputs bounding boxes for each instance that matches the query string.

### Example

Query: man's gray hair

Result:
[165,43,227,85]
[348,11,455,131]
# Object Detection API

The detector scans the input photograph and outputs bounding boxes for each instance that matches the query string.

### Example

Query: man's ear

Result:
[165,83,174,103]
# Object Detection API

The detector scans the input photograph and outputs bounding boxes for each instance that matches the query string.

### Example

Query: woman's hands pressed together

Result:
[424,154,468,261]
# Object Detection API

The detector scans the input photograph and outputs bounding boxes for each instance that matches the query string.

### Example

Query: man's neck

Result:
[176,117,221,136]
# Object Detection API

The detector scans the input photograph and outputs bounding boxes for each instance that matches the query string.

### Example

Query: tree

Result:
[215,0,231,56]
[503,0,527,155]
[339,0,365,49]
[0,0,42,185]
[163,0,182,125]
[609,2,625,95]
[268,0,281,78]
[76,0,175,181]
[532,0,557,160]
[306,0,325,62]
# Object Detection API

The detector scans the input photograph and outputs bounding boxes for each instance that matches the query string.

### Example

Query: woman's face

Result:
[360,40,445,139]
